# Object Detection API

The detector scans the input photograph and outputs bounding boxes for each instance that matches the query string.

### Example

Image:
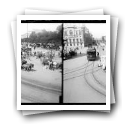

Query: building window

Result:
[64,31,68,36]
[69,39,71,43]
[65,31,68,36]
[77,39,79,44]
[76,31,78,36]
[69,30,73,36]
[73,39,75,43]
[79,30,81,35]
[80,38,82,43]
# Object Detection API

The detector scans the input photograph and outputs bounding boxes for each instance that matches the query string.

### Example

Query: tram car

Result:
[87,47,97,61]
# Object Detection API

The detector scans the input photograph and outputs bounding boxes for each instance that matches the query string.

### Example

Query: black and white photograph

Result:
[17,15,110,110]
[63,22,107,103]
[19,21,62,105]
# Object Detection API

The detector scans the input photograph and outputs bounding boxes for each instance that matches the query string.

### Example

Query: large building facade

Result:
[63,24,84,52]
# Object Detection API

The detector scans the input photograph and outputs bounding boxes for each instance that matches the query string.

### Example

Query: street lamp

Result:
[27,23,28,47]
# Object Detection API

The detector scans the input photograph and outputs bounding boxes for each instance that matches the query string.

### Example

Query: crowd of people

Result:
[21,42,62,71]
[63,47,79,60]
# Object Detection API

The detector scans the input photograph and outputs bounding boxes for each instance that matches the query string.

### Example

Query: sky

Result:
[21,23,62,35]
[64,23,106,38]
[21,23,106,39]
[84,23,106,39]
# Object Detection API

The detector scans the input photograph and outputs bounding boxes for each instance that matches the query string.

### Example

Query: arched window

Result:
[73,39,75,43]
[77,39,79,46]
[69,30,73,36]
[64,31,67,36]
[80,38,82,43]
[79,30,81,35]
[69,39,72,46]
[80,39,83,45]
[76,31,78,36]
[73,39,75,46]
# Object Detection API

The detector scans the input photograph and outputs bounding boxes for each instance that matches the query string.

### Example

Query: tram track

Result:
[91,62,106,89]
[64,61,96,80]
[64,62,88,75]
[64,65,101,80]
[84,61,106,96]
[21,93,47,103]
[21,78,61,95]
[64,61,106,93]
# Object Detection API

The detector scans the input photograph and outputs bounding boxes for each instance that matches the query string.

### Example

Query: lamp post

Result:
[63,39,67,50]
[27,23,28,47]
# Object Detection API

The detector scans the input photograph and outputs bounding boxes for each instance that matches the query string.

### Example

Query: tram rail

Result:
[84,62,106,96]
[91,62,106,89]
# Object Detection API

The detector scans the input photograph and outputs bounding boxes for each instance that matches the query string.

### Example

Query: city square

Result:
[63,23,106,103]
[21,23,62,103]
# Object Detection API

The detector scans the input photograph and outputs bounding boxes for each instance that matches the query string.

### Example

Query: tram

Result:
[87,47,97,61]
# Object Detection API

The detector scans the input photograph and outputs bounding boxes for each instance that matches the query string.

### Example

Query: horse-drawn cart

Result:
[21,63,34,71]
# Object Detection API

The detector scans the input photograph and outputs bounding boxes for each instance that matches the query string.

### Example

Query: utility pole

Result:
[27,23,28,47]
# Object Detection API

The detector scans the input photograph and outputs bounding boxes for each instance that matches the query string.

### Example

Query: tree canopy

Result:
[83,26,96,47]
[21,24,98,48]
[21,24,62,48]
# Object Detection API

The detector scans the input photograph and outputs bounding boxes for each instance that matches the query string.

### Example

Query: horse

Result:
[36,51,42,59]
[41,57,51,69]
[51,61,57,70]
[57,62,62,69]
[43,59,55,70]
[22,63,34,71]
[21,59,27,65]
[27,63,34,71]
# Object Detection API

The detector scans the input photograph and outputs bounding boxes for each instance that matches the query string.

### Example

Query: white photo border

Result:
[17,15,110,110]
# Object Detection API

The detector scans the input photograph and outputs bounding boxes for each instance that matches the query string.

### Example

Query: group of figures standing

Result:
[21,43,62,72]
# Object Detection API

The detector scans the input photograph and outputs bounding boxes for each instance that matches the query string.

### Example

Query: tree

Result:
[102,36,106,44]
[21,24,62,49]
[82,26,94,47]
[29,31,38,43]
[56,24,62,33]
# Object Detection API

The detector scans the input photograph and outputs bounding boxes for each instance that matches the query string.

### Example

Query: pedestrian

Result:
[34,46,36,50]
[50,60,53,69]
[48,60,51,69]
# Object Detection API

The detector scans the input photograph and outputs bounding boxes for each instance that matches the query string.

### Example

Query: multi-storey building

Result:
[63,24,84,52]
